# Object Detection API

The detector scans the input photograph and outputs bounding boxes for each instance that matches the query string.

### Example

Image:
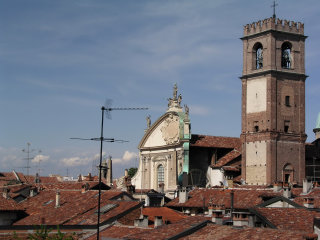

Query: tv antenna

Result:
[71,99,148,240]
[22,143,41,177]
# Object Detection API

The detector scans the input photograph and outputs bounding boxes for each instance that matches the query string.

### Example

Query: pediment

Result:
[139,112,181,149]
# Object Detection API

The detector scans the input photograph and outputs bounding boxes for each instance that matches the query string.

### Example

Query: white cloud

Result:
[60,152,105,167]
[123,151,138,161]
[61,157,90,167]
[32,154,50,163]
[113,151,138,164]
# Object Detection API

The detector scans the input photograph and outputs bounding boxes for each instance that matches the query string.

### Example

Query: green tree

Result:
[128,167,138,178]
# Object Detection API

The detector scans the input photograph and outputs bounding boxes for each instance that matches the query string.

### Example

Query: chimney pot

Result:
[55,191,60,208]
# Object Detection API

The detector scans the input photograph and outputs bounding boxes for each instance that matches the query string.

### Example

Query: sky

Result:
[1,0,320,179]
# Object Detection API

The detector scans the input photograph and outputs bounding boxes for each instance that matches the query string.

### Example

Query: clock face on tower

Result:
[246,78,267,114]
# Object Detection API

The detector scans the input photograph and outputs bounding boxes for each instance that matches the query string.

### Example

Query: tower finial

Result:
[271,1,278,19]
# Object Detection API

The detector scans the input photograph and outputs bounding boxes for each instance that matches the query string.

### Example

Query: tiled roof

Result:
[0,171,60,187]
[213,149,241,168]
[253,207,320,234]
[0,196,23,211]
[190,135,241,149]
[14,190,139,226]
[142,207,187,223]
[117,206,141,226]
[128,216,209,240]
[183,223,314,240]
[86,224,152,240]
[38,181,106,191]
[166,188,281,210]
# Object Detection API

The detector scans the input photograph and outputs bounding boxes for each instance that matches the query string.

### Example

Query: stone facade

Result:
[241,17,307,185]
[131,85,191,198]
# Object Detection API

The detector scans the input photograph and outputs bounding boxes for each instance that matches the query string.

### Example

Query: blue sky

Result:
[1,0,320,178]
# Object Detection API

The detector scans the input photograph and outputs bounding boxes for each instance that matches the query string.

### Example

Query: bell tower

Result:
[240,17,307,185]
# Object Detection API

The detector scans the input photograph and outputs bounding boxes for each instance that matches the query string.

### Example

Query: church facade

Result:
[131,84,191,198]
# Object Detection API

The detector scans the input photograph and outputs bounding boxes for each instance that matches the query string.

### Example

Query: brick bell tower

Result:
[240,16,307,185]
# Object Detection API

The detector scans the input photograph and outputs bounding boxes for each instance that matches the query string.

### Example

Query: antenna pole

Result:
[97,106,105,240]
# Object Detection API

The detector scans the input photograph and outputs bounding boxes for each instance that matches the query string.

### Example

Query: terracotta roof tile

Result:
[128,216,208,240]
[190,135,241,149]
[0,196,23,211]
[254,207,320,234]
[142,207,187,224]
[213,149,241,167]
[183,223,312,240]
[166,188,281,210]
[86,225,152,240]
[13,190,139,226]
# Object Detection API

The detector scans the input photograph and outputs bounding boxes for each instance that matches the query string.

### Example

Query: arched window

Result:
[281,42,292,69]
[157,164,164,185]
[254,43,263,69]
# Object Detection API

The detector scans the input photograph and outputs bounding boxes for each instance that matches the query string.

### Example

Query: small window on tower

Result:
[254,121,259,132]
[285,96,290,106]
[284,121,290,133]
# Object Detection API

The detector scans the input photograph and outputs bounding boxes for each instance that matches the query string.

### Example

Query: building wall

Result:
[246,141,267,185]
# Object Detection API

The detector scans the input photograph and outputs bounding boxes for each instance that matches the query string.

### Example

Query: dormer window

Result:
[281,42,292,69]
[254,43,263,69]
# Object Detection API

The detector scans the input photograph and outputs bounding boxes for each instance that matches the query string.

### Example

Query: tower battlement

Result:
[243,17,304,36]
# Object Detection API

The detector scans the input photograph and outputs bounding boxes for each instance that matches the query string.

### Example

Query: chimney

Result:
[55,191,60,208]
[227,177,234,188]
[145,195,150,207]
[29,187,37,197]
[3,187,9,199]
[154,216,163,228]
[35,173,40,183]
[134,215,148,227]
[303,179,312,194]
[179,187,188,204]
[273,182,282,192]
[313,112,320,140]
[77,174,82,182]
[303,197,314,208]
[158,183,164,193]
[212,211,223,225]
[283,187,292,199]
[81,183,89,193]
[233,212,249,227]
[87,173,92,181]
[124,169,129,177]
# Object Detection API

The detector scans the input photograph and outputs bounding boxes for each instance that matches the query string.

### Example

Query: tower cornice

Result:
[243,17,305,38]
[240,70,308,80]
